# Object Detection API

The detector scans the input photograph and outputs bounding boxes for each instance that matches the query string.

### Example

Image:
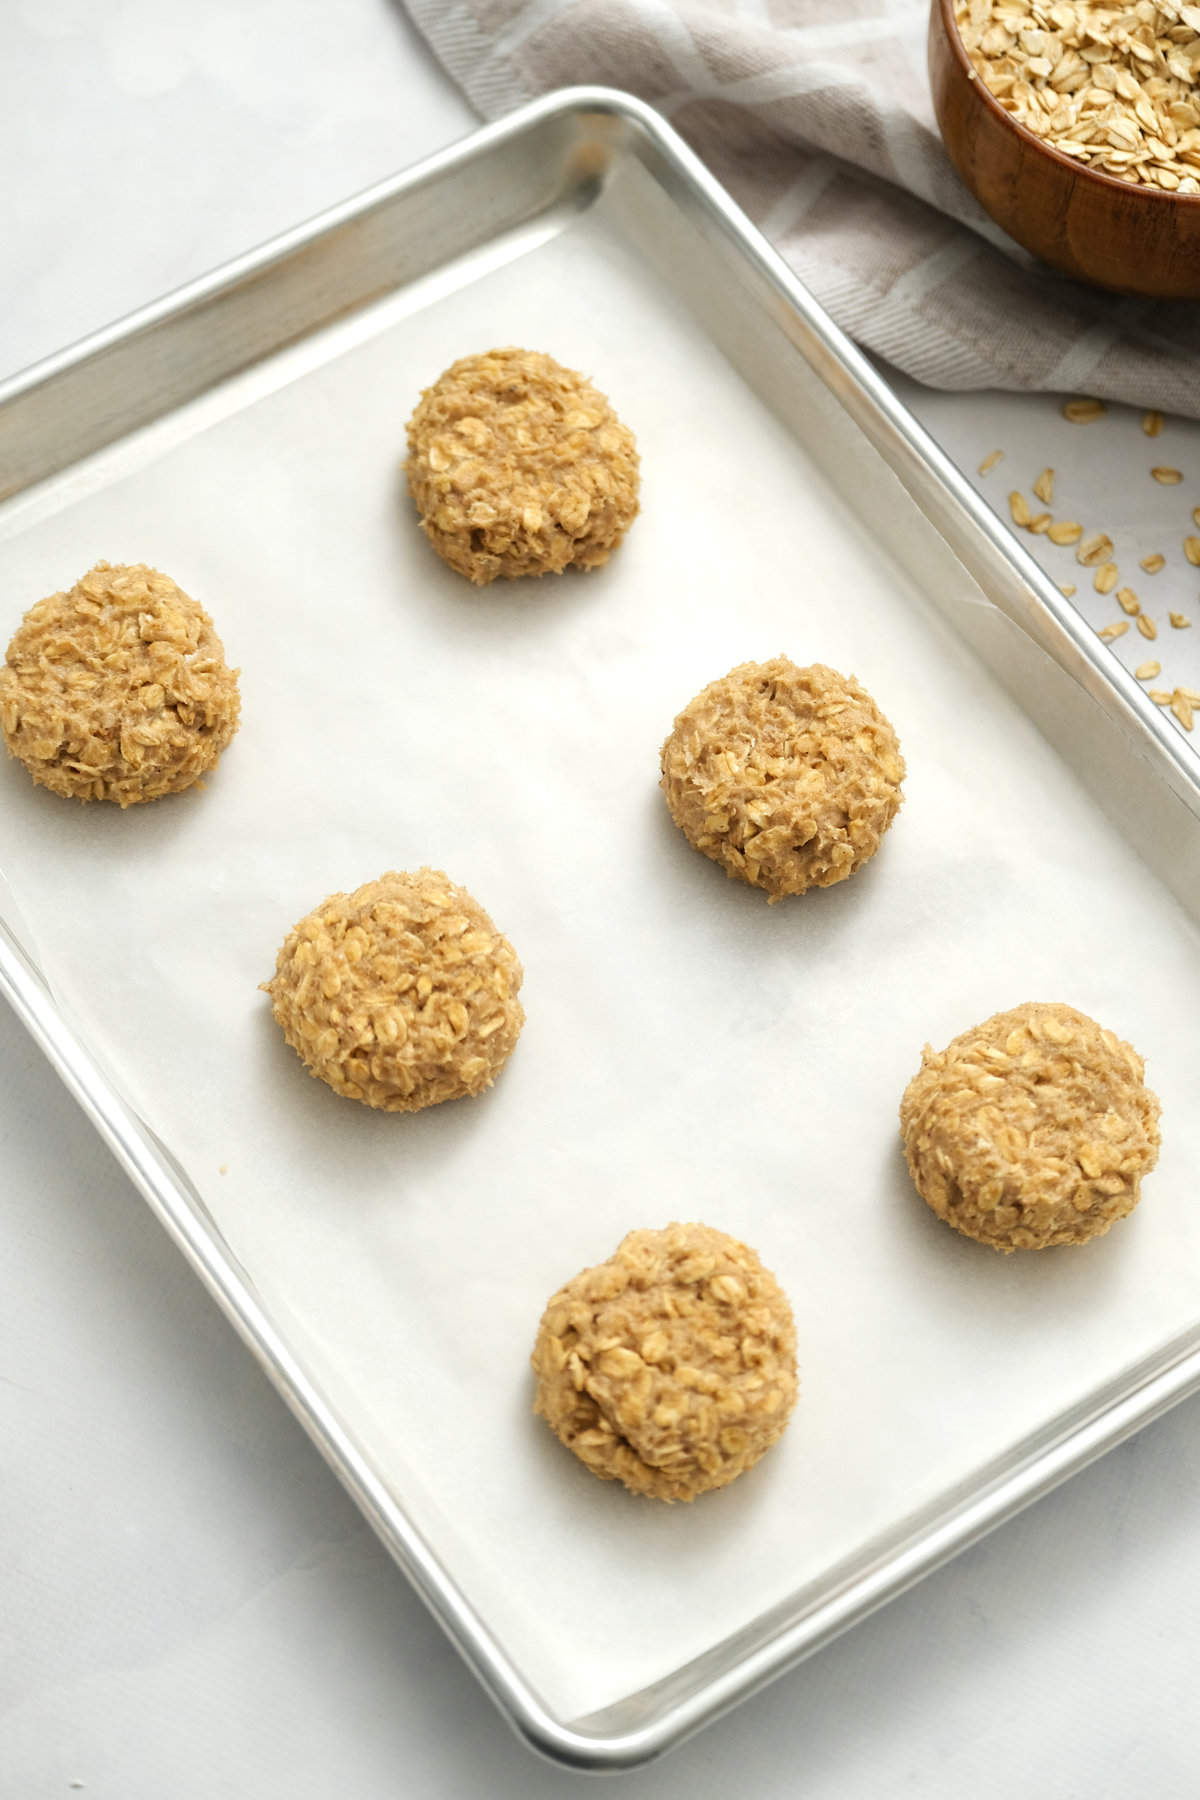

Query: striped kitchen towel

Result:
[404,0,1200,416]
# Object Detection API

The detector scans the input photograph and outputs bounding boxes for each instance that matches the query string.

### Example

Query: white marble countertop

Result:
[2,5,1198,1795]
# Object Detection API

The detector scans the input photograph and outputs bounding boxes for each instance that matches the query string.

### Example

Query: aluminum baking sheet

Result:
[2,91,1200,1771]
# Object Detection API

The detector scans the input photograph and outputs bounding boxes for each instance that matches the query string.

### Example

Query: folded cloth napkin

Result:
[404,0,1200,417]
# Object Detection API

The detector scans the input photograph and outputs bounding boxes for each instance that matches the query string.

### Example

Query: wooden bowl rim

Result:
[934,0,1200,209]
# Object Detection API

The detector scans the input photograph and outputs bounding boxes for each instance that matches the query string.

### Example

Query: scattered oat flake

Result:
[1137,614,1158,639]
[978,449,1005,475]
[1178,685,1200,703]
[1184,537,1200,566]
[1149,689,1173,704]
[1135,661,1161,680]
[1033,468,1055,504]
[1059,582,1076,597]
[1030,511,1052,533]
[1078,533,1113,568]
[1170,612,1193,628]
[1094,562,1119,594]
[1143,411,1164,437]
[1064,398,1106,423]
[1009,491,1032,526]
[1140,553,1165,574]
[1151,467,1183,484]
[1193,507,1200,531]
[1171,694,1195,730]
[1049,520,1083,546]
[1117,588,1140,615]
[1099,621,1129,640]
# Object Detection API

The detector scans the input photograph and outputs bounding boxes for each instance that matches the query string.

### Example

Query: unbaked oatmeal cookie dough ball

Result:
[265,868,524,1113]
[405,347,640,584]
[0,561,240,805]
[660,657,905,901]
[900,1002,1161,1252]
[531,1223,797,1503]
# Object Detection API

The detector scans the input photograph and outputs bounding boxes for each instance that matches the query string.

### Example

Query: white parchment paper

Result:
[2,200,1199,1723]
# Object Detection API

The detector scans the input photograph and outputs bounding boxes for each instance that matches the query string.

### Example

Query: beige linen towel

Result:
[404,0,1200,416]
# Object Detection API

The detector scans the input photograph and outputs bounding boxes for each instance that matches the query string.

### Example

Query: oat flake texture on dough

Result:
[404,347,640,584]
[900,1002,1162,1252]
[531,1223,798,1504]
[0,561,240,806]
[660,657,905,900]
[265,868,524,1113]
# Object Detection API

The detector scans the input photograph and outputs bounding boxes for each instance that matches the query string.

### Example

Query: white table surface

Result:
[3,5,1198,1796]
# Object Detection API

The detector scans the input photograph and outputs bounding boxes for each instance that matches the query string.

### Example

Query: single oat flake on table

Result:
[955,0,1200,192]
[1078,532,1114,567]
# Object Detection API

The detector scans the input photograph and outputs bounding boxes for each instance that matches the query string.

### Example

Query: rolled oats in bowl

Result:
[955,0,1200,191]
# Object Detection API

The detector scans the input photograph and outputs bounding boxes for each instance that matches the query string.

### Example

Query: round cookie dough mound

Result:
[531,1223,797,1503]
[265,868,524,1113]
[0,561,240,805]
[660,657,905,901]
[900,1002,1161,1252]
[405,347,640,584]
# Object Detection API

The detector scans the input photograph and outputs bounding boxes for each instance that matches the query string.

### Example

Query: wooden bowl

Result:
[928,0,1200,298]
